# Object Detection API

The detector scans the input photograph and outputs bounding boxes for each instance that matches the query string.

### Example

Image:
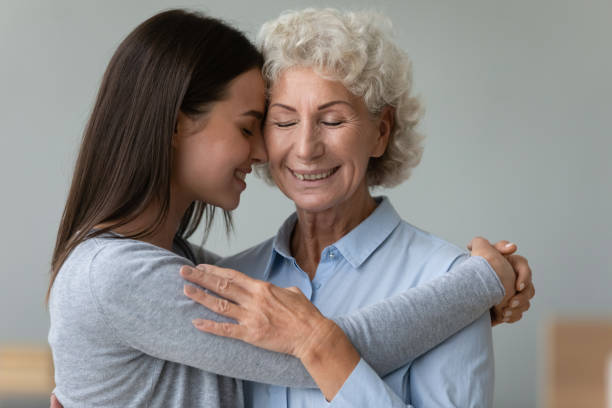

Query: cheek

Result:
[264,133,284,167]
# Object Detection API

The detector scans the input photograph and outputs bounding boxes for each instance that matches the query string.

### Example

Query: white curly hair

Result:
[256,8,424,187]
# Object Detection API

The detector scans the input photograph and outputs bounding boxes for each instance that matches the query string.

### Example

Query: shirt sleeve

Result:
[327,359,414,407]
[333,256,504,376]
[408,313,494,407]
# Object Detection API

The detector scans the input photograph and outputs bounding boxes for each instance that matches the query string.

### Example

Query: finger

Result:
[507,255,532,292]
[507,290,533,310]
[493,240,517,255]
[192,318,247,340]
[184,284,243,321]
[196,264,256,284]
[503,310,524,324]
[500,300,530,323]
[180,265,248,302]
[468,236,491,253]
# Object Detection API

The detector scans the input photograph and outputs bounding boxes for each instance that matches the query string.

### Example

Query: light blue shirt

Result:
[218,197,494,407]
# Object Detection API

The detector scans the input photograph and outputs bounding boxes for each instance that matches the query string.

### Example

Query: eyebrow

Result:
[269,100,353,112]
[240,110,264,120]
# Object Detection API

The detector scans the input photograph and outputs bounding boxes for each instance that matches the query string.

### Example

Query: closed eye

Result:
[242,128,253,136]
[275,121,297,128]
[321,121,344,127]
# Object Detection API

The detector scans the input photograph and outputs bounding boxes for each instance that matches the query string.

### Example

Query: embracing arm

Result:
[333,255,502,376]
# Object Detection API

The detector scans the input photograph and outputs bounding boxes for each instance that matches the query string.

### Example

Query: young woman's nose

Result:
[250,130,268,164]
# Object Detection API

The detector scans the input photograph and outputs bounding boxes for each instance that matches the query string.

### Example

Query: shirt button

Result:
[314,282,322,290]
[329,251,335,258]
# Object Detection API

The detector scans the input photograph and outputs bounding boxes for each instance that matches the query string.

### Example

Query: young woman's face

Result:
[172,68,267,210]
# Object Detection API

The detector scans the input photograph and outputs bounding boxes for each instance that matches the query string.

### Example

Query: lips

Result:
[289,166,340,181]
[234,167,251,182]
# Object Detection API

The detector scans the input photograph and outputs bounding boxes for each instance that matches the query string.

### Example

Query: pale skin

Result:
[50,67,534,407]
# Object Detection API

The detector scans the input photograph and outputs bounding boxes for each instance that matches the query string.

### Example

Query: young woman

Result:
[48,9,532,407]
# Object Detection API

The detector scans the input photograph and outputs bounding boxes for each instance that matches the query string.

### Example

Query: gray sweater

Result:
[48,235,503,407]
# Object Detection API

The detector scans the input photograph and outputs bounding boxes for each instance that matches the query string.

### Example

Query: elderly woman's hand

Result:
[180,264,350,360]
[468,237,534,326]
[180,264,360,400]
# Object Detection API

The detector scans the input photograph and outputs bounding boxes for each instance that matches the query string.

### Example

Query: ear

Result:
[371,105,394,158]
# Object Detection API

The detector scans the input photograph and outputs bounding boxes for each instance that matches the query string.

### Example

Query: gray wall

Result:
[1,0,610,406]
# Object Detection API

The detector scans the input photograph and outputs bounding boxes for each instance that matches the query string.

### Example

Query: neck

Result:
[290,184,377,279]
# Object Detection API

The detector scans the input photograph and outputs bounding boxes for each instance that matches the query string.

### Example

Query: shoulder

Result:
[216,236,276,279]
[392,220,468,279]
[85,236,193,301]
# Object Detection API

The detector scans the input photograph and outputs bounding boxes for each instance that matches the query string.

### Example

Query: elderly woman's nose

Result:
[295,123,324,161]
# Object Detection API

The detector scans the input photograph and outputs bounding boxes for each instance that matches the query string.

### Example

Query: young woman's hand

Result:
[468,237,534,326]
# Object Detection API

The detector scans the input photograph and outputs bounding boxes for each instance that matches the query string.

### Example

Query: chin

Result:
[204,194,240,211]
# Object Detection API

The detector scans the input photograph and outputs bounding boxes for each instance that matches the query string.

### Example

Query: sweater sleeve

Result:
[91,241,502,388]
[333,256,504,376]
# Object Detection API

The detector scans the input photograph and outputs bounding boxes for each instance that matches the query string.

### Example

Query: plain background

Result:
[1,0,610,406]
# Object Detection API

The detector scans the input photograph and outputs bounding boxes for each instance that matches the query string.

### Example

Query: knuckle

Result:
[217,278,232,292]
[216,297,230,313]
[221,322,233,335]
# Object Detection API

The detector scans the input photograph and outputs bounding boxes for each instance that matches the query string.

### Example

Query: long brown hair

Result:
[48,10,263,301]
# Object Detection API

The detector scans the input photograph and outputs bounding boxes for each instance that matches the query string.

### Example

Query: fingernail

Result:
[184,285,196,295]
[511,300,519,308]
[519,282,526,291]
[181,267,192,276]
[504,310,512,317]
[503,317,510,322]
[192,319,204,327]
[505,242,515,248]
[196,264,207,271]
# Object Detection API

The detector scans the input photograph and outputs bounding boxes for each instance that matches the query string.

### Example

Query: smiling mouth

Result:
[235,168,251,182]
[289,166,340,181]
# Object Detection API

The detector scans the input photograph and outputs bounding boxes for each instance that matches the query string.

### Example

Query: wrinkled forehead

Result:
[266,66,358,104]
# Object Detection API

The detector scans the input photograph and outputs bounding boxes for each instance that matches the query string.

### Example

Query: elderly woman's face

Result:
[264,67,388,213]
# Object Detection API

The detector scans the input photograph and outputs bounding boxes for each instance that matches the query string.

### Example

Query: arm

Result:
[89,241,315,387]
[182,238,514,400]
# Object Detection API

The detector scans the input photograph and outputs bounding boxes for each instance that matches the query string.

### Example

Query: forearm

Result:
[333,256,503,376]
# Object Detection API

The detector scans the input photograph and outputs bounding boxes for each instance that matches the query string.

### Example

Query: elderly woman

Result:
[180,8,534,407]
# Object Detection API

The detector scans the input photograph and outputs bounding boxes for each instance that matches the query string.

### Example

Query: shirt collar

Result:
[333,196,401,268]
[265,196,401,278]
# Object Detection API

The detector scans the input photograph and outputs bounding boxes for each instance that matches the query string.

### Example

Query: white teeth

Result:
[292,168,336,181]
[235,171,246,181]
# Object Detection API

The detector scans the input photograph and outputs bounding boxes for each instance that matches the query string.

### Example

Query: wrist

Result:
[294,317,340,362]
[295,318,361,401]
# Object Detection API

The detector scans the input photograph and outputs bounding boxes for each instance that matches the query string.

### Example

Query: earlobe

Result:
[371,106,394,158]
